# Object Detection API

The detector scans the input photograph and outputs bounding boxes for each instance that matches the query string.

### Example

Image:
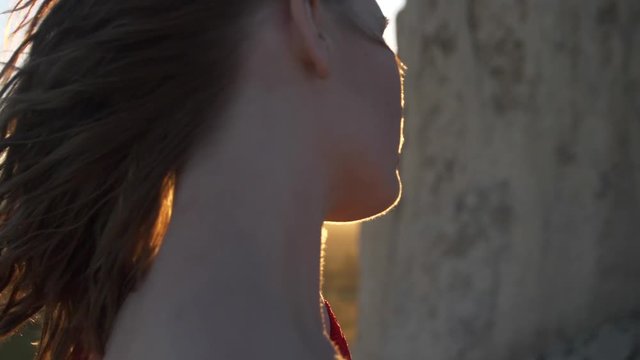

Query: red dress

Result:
[323,298,352,360]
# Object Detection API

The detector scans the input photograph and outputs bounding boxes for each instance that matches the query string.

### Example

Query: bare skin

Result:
[103,0,403,359]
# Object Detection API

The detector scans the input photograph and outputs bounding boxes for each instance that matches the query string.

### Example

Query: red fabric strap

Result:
[323,298,352,360]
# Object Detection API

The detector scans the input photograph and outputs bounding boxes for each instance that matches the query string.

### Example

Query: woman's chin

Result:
[325,171,401,223]
[366,170,402,219]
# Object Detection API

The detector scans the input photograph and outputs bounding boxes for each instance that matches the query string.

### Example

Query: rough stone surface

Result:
[355,1,640,359]
[530,315,640,360]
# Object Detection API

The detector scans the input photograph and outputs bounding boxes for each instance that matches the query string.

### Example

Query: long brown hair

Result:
[0,0,274,358]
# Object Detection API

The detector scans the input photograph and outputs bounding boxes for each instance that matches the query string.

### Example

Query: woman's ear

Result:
[289,0,330,79]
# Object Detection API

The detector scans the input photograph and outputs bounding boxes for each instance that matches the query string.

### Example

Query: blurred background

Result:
[2,0,640,359]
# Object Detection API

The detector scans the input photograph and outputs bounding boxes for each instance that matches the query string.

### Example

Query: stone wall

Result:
[532,315,640,360]
[356,1,640,359]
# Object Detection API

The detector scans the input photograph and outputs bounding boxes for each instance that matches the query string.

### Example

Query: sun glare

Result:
[378,0,407,53]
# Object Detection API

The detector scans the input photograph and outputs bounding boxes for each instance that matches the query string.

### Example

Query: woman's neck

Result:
[104,87,338,359]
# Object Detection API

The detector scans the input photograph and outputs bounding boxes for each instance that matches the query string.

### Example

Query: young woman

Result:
[0,0,405,358]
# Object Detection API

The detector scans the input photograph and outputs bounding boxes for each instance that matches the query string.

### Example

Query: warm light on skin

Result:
[320,225,329,290]
[325,51,407,226]
[324,168,403,225]
[397,54,407,154]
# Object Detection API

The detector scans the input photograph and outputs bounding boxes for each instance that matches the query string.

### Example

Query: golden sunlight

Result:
[321,222,361,346]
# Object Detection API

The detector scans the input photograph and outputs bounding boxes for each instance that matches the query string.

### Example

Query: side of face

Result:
[318,0,403,222]
[245,0,404,222]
